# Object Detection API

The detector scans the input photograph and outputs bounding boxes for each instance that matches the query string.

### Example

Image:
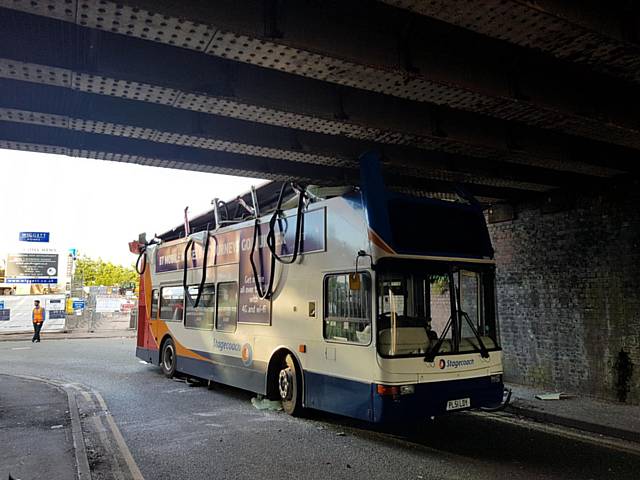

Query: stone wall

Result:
[488,182,640,404]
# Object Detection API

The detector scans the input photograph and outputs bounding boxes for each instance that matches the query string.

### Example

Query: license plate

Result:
[446,397,471,411]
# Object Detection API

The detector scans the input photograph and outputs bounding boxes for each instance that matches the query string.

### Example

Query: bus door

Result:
[314,272,374,420]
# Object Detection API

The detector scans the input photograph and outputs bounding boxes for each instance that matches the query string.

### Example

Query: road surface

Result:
[0,337,637,479]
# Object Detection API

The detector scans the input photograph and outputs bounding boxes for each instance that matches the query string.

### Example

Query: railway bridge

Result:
[0,0,638,403]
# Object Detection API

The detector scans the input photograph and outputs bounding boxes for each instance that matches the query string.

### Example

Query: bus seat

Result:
[355,325,371,344]
[378,327,428,355]
[459,336,496,351]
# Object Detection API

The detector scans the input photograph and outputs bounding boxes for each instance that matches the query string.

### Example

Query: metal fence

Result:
[65,292,136,332]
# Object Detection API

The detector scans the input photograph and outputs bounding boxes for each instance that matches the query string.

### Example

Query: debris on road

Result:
[250,396,283,411]
[535,392,574,400]
[186,377,206,387]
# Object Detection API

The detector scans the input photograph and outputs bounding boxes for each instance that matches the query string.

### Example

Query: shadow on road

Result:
[174,367,640,479]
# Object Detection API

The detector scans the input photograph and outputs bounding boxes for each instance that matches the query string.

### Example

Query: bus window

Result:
[160,286,184,322]
[459,270,480,339]
[185,285,215,330]
[376,266,499,357]
[324,273,371,344]
[150,289,159,320]
[216,282,238,332]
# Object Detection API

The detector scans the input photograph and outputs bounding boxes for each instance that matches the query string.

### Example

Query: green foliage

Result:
[430,274,450,295]
[74,256,138,288]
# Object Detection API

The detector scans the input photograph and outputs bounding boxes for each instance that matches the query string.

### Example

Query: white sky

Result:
[0,150,265,267]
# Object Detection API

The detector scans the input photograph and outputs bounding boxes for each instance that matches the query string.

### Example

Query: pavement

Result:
[0,374,84,480]
[507,382,640,443]
[0,329,137,342]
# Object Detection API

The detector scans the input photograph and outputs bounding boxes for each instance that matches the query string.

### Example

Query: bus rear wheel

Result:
[278,354,303,416]
[161,338,177,378]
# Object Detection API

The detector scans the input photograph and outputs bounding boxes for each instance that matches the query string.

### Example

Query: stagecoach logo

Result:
[241,343,253,367]
[439,358,475,369]
[214,339,241,353]
[213,339,253,367]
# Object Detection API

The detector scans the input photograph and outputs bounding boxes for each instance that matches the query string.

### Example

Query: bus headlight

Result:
[399,385,415,395]
[490,374,502,384]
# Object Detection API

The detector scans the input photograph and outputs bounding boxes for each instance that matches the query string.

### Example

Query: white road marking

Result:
[90,415,126,480]
[11,347,32,350]
[62,382,85,392]
[92,390,146,480]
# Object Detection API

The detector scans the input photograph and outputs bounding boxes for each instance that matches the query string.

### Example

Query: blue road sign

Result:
[19,232,50,242]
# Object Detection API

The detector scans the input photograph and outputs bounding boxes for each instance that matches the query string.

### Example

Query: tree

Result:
[74,256,138,288]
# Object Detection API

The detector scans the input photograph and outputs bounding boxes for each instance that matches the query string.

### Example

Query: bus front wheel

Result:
[161,338,177,378]
[278,354,303,416]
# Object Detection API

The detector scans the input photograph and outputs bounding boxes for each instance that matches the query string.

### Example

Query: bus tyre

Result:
[278,354,303,416]
[161,338,177,378]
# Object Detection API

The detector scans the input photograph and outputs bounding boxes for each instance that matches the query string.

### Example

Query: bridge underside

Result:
[0,0,639,204]
[1,1,639,404]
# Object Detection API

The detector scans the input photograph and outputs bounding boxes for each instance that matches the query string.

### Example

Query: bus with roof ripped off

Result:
[131,153,507,423]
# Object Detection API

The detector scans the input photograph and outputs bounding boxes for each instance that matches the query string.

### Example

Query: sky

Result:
[0,150,265,267]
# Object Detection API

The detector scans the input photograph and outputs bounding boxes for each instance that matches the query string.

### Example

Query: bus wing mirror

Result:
[349,273,361,291]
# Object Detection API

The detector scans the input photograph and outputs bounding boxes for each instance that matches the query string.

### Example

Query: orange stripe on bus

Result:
[152,320,210,362]
[143,267,153,319]
[368,229,395,254]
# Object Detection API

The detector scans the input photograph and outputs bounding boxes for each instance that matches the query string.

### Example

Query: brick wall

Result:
[488,183,640,404]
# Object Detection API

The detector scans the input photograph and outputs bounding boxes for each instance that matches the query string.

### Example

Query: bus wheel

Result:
[161,338,177,378]
[278,354,303,416]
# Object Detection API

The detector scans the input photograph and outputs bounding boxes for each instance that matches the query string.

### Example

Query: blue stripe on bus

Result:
[137,346,267,392]
[191,348,268,372]
[136,347,158,364]
[371,376,504,422]
[176,356,267,393]
[136,347,503,422]
[304,371,373,421]
[304,372,503,422]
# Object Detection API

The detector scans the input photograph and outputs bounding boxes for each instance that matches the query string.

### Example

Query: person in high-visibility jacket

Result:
[32,300,45,343]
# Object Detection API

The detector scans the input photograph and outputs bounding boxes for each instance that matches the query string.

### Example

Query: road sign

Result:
[19,232,50,242]
[72,300,85,310]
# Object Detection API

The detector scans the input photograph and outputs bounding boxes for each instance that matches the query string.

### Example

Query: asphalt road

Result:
[0,337,638,480]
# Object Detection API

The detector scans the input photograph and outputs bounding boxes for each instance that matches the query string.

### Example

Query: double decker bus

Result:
[132,155,505,422]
